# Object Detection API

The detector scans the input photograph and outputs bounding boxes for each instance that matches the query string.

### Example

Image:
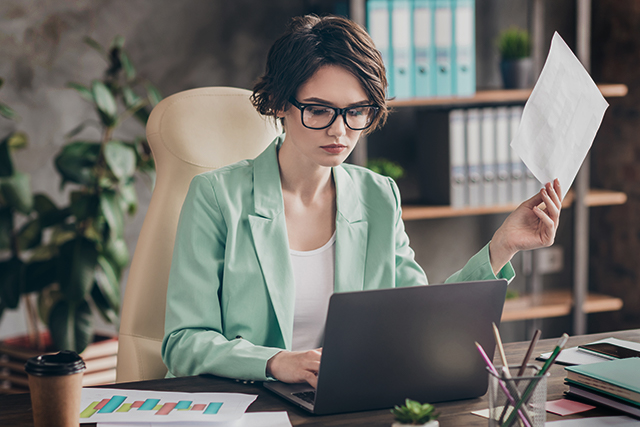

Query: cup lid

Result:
[24,350,86,376]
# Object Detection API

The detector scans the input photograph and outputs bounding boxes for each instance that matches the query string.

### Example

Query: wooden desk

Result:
[1,329,638,426]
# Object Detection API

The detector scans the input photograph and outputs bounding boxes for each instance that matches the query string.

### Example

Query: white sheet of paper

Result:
[538,337,640,365]
[510,32,609,199]
[96,411,292,427]
[80,388,256,424]
[545,415,640,426]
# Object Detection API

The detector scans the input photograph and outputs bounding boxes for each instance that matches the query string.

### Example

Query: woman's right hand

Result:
[266,348,322,388]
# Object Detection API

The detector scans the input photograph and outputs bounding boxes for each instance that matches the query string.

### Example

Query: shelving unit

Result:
[388,84,628,109]
[349,0,628,331]
[401,188,627,221]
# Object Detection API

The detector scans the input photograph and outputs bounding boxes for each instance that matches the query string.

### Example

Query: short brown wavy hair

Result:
[251,15,388,134]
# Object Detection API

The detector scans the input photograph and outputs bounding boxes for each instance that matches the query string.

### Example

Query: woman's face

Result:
[279,64,370,170]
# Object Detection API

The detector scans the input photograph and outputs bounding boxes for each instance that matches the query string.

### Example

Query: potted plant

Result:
[497,27,533,89]
[391,399,440,426]
[0,35,159,363]
[367,158,405,182]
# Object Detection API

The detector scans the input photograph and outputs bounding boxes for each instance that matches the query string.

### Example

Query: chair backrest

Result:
[116,87,281,382]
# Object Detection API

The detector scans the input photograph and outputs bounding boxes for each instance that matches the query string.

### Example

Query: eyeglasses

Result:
[288,98,379,131]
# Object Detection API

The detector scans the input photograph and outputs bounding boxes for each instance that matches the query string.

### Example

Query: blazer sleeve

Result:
[388,178,514,286]
[390,178,430,287]
[162,175,280,381]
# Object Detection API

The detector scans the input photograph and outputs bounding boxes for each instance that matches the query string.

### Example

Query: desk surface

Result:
[1,329,639,426]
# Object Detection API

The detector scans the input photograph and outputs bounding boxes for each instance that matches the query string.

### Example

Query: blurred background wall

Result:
[0,0,637,342]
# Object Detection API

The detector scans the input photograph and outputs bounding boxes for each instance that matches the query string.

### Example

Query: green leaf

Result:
[91,80,118,127]
[104,235,129,270]
[122,86,141,109]
[145,83,162,107]
[0,207,12,250]
[0,102,18,120]
[17,219,42,251]
[100,191,124,239]
[83,36,107,57]
[57,237,98,302]
[95,255,120,312]
[70,191,99,221]
[0,257,24,309]
[0,138,14,177]
[37,286,62,326]
[24,257,57,293]
[134,105,151,124]
[34,194,69,228]
[104,141,136,180]
[66,82,94,103]
[54,141,100,186]
[48,298,93,352]
[7,131,27,149]
[0,172,34,214]
[120,51,136,81]
[120,181,137,215]
[110,35,125,50]
[91,282,118,324]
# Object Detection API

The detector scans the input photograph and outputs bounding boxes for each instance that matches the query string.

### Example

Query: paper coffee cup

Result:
[25,350,86,427]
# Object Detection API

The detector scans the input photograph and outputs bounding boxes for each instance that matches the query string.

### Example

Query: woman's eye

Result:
[308,107,332,115]
[347,109,365,117]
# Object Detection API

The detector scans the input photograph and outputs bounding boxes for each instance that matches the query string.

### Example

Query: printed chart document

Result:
[96,411,293,427]
[510,32,609,199]
[80,388,256,424]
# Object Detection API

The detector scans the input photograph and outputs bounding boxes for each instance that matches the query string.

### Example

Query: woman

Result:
[161,15,562,389]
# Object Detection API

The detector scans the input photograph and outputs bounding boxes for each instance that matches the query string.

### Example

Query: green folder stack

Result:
[564,357,640,418]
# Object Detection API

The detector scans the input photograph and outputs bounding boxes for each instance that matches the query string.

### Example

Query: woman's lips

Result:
[321,144,346,154]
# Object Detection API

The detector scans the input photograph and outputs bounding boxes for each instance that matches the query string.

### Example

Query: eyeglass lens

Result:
[302,105,377,130]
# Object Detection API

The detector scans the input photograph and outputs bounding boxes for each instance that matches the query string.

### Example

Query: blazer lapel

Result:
[333,166,368,293]
[248,138,295,350]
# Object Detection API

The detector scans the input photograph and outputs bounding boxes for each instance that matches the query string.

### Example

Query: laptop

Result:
[264,279,507,415]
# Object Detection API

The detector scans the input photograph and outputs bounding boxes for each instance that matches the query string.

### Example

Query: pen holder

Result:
[487,365,548,427]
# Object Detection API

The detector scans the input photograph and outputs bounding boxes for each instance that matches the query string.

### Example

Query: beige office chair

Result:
[115,87,282,382]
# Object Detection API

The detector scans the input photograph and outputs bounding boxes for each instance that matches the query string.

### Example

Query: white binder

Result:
[481,107,496,206]
[508,105,525,203]
[434,0,453,96]
[495,106,510,205]
[466,108,481,206]
[413,0,433,97]
[449,109,466,208]
[367,0,393,97]
[391,0,413,99]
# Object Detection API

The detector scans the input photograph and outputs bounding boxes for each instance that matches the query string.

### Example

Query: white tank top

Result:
[290,232,336,351]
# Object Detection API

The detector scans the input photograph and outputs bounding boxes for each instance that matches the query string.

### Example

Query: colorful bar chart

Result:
[80,394,223,418]
[79,388,257,424]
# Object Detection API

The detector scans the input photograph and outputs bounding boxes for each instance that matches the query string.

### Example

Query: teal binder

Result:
[453,0,475,96]
[434,0,453,96]
[367,0,394,98]
[391,0,414,99]
[413,0,434,98]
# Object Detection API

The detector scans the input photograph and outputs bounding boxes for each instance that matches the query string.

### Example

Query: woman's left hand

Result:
[489,178,562,275]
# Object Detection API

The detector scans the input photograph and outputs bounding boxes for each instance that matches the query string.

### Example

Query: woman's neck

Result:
[278,142,334,203]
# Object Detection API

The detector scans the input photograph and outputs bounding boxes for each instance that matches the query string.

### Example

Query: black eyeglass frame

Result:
[288,98,380,131]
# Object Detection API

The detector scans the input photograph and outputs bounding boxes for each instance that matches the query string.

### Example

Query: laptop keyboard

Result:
[292,391,316,404]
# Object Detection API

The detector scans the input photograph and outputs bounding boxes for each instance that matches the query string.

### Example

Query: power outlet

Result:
[535,246,564,274]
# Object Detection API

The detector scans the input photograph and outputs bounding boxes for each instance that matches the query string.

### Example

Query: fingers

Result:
[267,349,322,388]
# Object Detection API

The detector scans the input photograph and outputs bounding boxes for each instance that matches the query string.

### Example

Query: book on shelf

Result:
[564,357,640,405]
[565,382,640,418]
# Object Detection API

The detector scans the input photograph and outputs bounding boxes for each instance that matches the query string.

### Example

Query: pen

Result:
[517,329,541,377]
[499,328,541,424]
[474,342,532,427]
[502,333,569,427]
[493,323,533,427]
[493,323,510,376]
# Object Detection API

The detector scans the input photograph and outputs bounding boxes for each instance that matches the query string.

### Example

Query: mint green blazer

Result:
[162,136,514,381]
